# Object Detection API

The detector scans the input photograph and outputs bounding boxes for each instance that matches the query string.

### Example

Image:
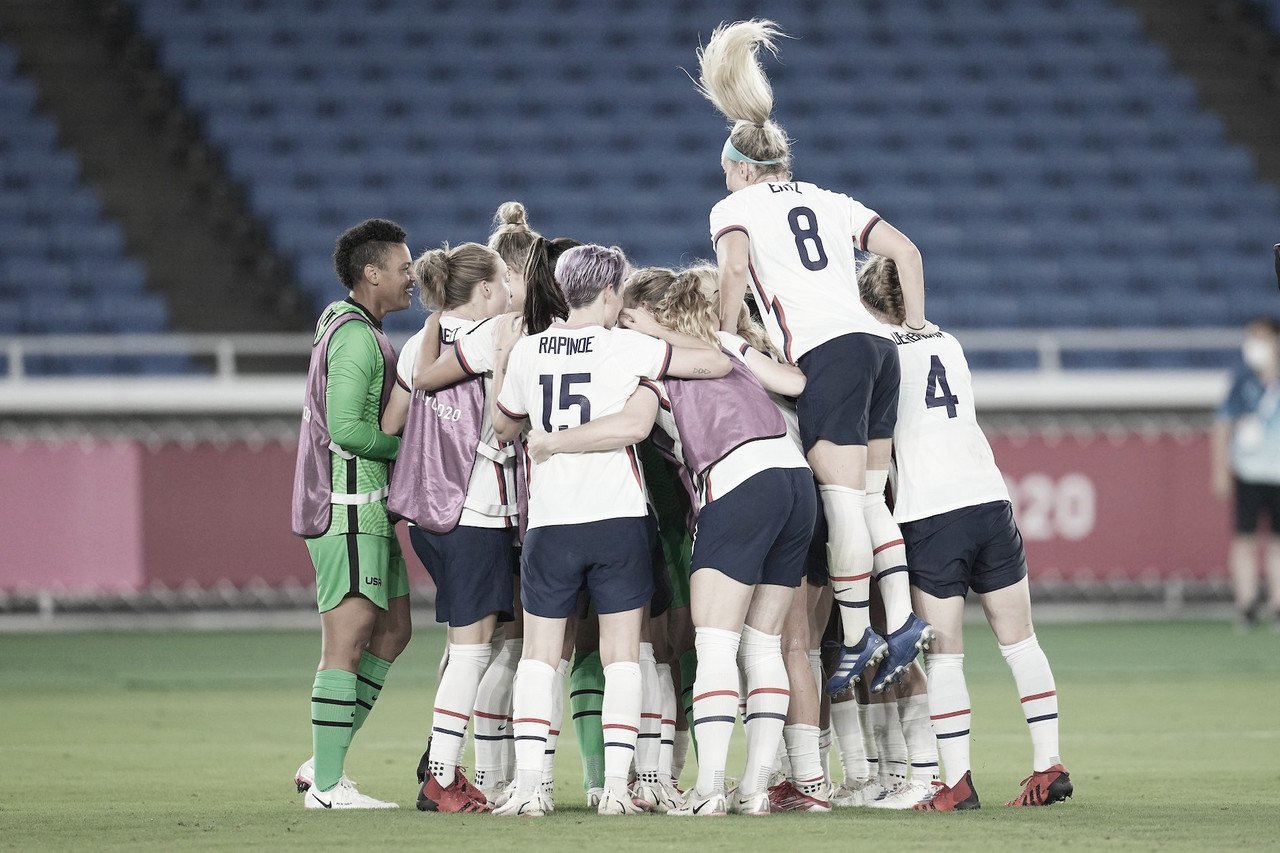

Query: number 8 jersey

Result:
[497,323,672,530]
[890,326,1010,524]
[710,181,890,364]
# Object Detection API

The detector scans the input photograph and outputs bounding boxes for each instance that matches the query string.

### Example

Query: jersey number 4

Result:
[539,373,591,432]
[787,207,829,271]
[925,356,960,418]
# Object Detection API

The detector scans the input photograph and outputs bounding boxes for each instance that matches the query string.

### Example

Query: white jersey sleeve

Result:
[397,329,423,390]
[496,340,530,419]
[890,328,1010,523]
[455,316,500,376]
[609,327,673,381]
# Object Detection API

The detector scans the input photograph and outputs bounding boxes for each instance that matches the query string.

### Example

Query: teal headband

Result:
[722,136,783,166]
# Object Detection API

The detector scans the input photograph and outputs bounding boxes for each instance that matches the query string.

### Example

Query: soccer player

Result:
[384,241,516,812]
[291,219,416,810]
[490,245,730,817]
[697,19,934,695]
[855,256,1072,810]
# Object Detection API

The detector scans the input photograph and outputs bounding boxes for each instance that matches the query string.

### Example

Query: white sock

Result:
[784,723,825,796]
[821,485,873,642]
[924,653,971,786]
[865,470,912,634]
[869,700,906,786]
[672,728,690,784]
[857,700,878,782]
[636,643,663,782]
[818,723,832,786]
[739,626,789,796]
[692,627,741,796]
[1000,634,1061,771]
[511,658,555,794]
[773,737,791,778]
[602,661,642,798]
[473,636,521,787]
[655,662,677,783]
[427,642,490,783]
[831,698,870,781]
[542,658,568,786]
[897,691,939,782]
[807,649,823,698]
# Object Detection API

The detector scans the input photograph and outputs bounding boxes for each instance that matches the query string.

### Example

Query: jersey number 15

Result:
[925,356,960,418]
[539,373,592,432]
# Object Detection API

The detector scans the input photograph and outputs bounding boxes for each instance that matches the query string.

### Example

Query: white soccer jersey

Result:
[398,314,516,529]
[709,181,889,364]
[889,327,1010,524]
[497,323,672,529]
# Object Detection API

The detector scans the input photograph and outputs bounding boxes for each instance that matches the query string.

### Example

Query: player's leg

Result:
[636,611,680,811]
[570,611,605,803]
[1231,480,1263,625]
[909,586,976,811]
[474,563,523,796]
[867,661,936,809]
[360,536,412,733]
[648,612,678,793]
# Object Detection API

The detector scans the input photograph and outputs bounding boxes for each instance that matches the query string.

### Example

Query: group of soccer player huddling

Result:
[290,20,1074,816]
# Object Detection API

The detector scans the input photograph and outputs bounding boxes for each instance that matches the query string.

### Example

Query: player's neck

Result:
[348,286,388,322]
[562,304,608,329]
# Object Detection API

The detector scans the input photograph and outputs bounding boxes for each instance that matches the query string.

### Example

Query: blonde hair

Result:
[413,242,501,311]
[681,263,779,358]
[623,267,720,347]
[696,19,792,175]
[487,201,541,271]
[857,255,906,326]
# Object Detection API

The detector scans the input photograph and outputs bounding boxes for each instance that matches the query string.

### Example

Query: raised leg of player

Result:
[864,465,911,634]
[473,630,521,793]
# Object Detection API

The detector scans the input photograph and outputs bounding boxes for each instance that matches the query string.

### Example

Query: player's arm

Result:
[491,324,528,445]
[715,229,751,333]
[526,385,660,463]
[381,384,410,435]
[739,345,806,397]
[864,221,926,330]
[326,323,400,460]
[410,312,471,391]
[620,307,731,379]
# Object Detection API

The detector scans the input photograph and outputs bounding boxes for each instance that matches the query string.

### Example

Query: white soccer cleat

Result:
[730,789,771,815]
[633,779,680,813]
[668,788,728,817]
[586,787,605,808]
[478,781,510,807]
[539,779,556,813]
[489,779,518,809]
[294,757,353,794]
[867,778,934,810]
[493,788,548,817]
[831,776,881,807]
[597,788,647,815]
[304,779,398,810]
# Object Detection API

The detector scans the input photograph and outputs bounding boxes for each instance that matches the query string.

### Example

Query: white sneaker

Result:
[831,776,880,807]
[539,779,556,813]
[478,781,510,806]
[493,788,548,817]
[868,778,934,810]
[730,789,771,815]
[294,757,353,794]
[490,779,517,809]
[586,787,605,808]
[668,788,727,817]
[634,779,679,813]
[597,788,646,815]
[304,779,398,810]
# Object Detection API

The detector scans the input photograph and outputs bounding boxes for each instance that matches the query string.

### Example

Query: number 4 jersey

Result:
[497,323,672,530]
[890,326,1010,524]
[710,181,889,364]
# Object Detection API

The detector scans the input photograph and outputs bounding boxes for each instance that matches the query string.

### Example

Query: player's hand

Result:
[896,319,939,336]
[526,428,558,464]
[620,307,663,338]
[493,312,524,364]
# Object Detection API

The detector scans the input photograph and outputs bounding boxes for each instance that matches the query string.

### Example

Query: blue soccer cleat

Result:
[825,627,888,695]
[871,614,936,693]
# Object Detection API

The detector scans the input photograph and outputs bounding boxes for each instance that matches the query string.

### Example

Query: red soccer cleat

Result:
[1006,764,1073,807]
[767,779,832,812]
[417,767,492,813]
[914,772,981,811]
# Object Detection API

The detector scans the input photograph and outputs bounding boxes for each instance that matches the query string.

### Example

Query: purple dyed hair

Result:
[554,244,627,309]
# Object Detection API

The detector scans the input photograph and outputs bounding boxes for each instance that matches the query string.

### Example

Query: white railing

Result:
[0,328,1240,414]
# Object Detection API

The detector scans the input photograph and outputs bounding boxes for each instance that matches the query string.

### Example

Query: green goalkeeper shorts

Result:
[306,533,409,613]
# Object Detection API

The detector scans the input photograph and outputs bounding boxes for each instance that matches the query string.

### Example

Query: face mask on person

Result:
[1242,337,1276,372]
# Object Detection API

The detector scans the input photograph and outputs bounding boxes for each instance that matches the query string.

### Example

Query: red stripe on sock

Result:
[693,689,739,702]
[873,539,905,555]
[747,687,791,698]
[930,708,971,721]
[661,718,675,725]
[434,707,470,722]
[549,729,560,736]
[830,572,873,582]
[512,717,551,726]
[473,710,507,720]
[603,723,640,733]
[1020,690,1057,704]
[641,713,663,719]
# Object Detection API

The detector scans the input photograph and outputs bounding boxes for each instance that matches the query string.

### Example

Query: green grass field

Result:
[3,620,1278,851]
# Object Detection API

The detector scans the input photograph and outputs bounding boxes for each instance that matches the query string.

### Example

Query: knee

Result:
[384,620,413,660]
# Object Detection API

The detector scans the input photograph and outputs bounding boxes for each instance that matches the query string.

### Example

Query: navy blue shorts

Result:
[692,467,816,588]
[902,501,1028,600]
[805,478,829,587]
[796,332,899,452]
[647,512,673,617]
[1235,478,1280,534]
[521,516,655,619]
[408,524,516,627]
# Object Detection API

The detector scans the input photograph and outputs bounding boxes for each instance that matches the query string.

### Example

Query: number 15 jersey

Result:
[710,181,889,365]
[497,323,672,530]
[890,327,1010,524]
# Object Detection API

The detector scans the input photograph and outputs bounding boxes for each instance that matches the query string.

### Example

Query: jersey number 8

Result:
[787,206,829,272]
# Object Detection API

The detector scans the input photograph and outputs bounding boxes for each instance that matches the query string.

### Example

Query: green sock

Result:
[352,651,391,736]
[678,647,698,753]
[569,649,605,791]
[311,669,357,792]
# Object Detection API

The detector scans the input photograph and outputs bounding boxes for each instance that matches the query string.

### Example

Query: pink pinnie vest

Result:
[387,337,516,533]
[292,302,399,537]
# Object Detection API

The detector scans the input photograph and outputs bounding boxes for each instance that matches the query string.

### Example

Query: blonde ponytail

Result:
[413,242,500,312]
[696,19,792,171]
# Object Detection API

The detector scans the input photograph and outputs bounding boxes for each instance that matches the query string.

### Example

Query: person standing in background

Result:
[1213,316,1280,629]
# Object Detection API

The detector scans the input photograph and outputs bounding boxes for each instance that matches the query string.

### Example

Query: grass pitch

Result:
[3,620,1278,851]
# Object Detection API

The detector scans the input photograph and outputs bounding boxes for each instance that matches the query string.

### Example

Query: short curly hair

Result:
[333,219,407,289]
